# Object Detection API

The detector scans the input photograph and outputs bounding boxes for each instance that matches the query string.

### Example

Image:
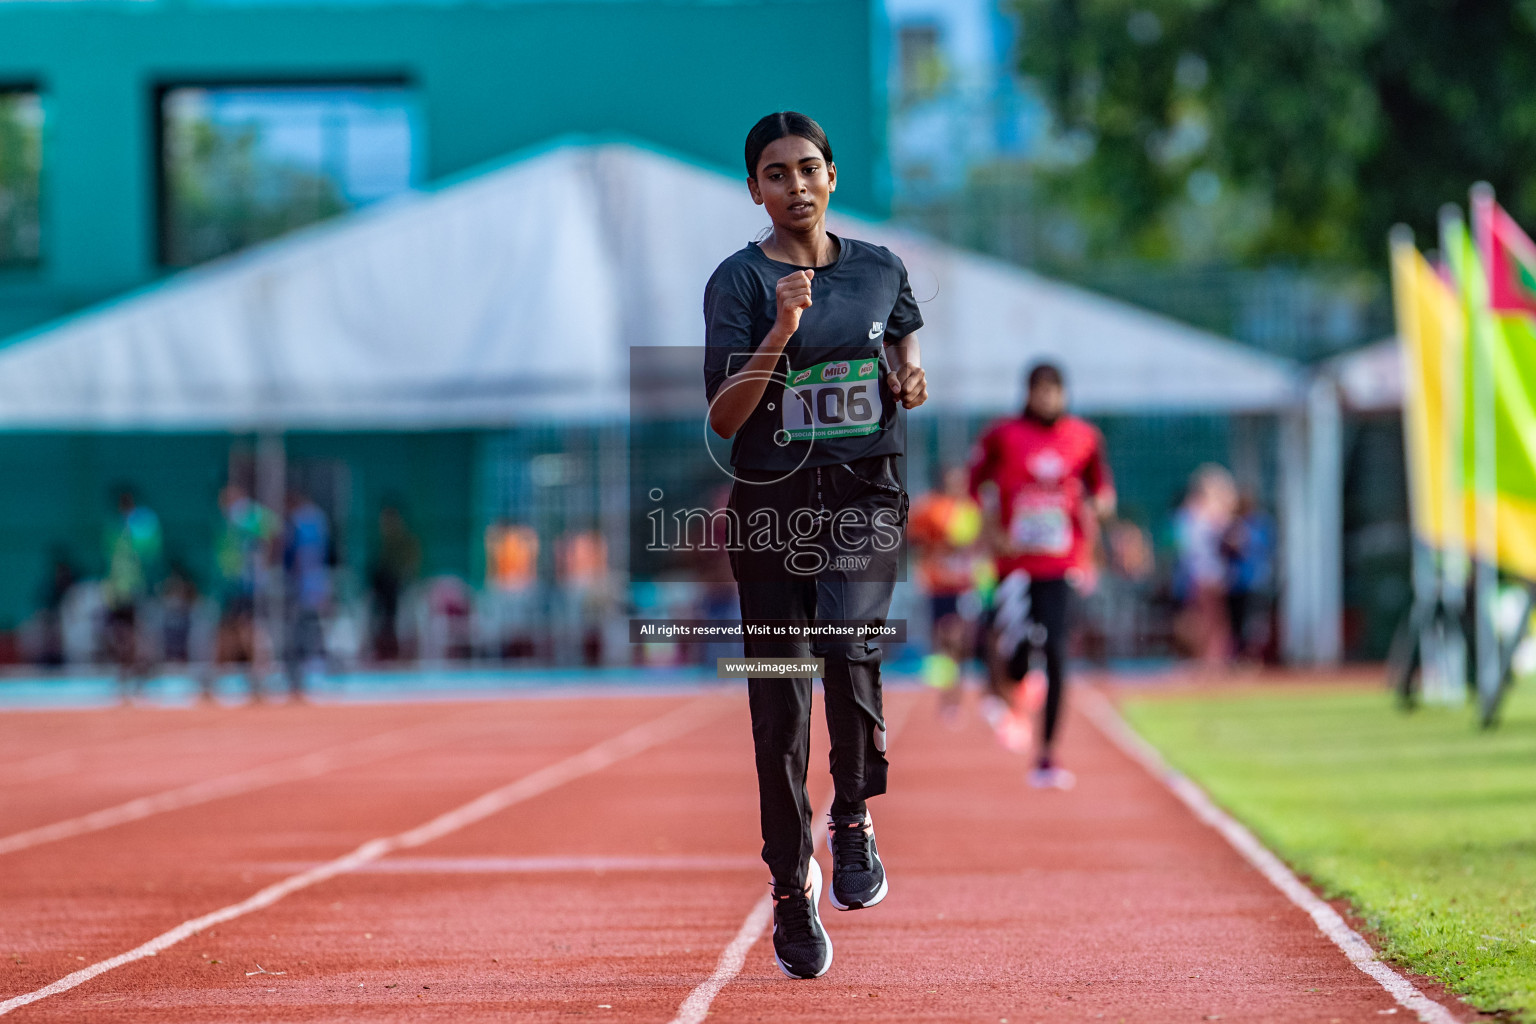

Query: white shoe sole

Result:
[773,858,833,979]
[1028,769,1077,790]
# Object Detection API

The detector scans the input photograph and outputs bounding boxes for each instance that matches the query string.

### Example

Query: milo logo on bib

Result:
[781,356,883,441]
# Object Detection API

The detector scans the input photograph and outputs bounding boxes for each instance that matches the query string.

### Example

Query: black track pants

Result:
[995,574,1069,749]
[1001,575,1073,749]
[728,455,906,892]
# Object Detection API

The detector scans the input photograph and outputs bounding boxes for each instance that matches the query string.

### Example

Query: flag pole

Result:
[1467,184,1501,719]
[1432,208,1470,705]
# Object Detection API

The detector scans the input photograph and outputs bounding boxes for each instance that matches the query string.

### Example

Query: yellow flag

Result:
[1390,235,1465,549]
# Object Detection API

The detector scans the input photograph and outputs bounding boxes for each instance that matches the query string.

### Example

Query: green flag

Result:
[1445,192,1536,581]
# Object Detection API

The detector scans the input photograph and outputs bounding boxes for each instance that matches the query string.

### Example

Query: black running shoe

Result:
[827,812,888,910]
[771,858,833,980]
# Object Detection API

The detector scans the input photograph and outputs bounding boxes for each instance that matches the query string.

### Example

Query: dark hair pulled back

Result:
[744,112,834,178]
[1027,362,1065,389]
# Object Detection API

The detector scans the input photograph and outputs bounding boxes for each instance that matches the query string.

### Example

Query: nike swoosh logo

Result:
[868,326,883,339]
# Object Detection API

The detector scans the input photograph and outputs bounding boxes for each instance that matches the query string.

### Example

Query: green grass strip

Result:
[1122,682,1536,1020]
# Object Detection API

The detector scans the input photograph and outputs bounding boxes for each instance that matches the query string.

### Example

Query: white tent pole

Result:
[1278,402,1314,663]
[1307,375,1344,664]
[1278,374,1343,666]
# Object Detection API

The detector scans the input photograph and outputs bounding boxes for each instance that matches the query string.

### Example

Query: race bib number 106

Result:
[781,357,883,441]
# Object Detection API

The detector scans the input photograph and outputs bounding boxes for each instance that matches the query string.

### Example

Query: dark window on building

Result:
[159,84,418,267]
[0,89,43,268]
[897,23,946,105]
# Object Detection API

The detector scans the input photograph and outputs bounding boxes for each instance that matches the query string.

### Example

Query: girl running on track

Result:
[703,111,927,980]
[969,362,1115,790]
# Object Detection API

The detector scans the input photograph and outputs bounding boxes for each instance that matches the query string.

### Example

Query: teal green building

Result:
[0,0,884,630]
[1,0,884,337]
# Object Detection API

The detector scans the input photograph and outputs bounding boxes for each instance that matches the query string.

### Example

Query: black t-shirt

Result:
[703,235,924,471]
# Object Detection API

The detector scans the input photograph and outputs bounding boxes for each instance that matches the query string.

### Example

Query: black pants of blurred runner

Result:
[107,603,148,697]
[202,593,261,700]
[285,606,325,697]
[728,455,907,893]
[997,574,1073,750]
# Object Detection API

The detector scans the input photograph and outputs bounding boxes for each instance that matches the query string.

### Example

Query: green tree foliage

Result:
[1014,0,1536,268]
[164,113,346,267]
[0,92,43,267]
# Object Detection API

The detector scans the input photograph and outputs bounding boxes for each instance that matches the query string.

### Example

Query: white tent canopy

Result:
[1327,337,1403,412]
[0,141,1301,430]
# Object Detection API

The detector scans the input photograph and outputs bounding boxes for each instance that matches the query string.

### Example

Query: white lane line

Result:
[0,710,499,857]
[668,799,832,1024]
[1077,687,1461,1024]
[669,893,776,1024]
[667,697,916,1024]
[253,854,765,874]
[0,697,724,1017]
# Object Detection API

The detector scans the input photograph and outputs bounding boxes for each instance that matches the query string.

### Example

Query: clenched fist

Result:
[775,270,814,335]
[886,362,928,409]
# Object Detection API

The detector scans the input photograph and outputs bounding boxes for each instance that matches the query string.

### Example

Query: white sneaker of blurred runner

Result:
[979,693,1009,729]
[1027,764,1076,790]
[979,693,1031,753]
[995,708,1032,754]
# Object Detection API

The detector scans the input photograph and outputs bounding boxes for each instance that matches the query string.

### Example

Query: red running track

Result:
[0,686,1463,1022]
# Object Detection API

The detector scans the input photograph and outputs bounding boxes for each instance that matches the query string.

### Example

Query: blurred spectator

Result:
[486,520,538,591]
[558,529,613,665]
[1222,493,1276,662]
[159,562,199,665]
[203,482,280,701]
[31,547,77,667]
[370,504,420,661]
[690,486,739,670]
[696,577,740,669]
[1173,465,1237,666]
[1084,518,1156,662]
[420,575,474,661]
[909,466,983,716]
[103,488,163,700]
[60,580,105,667]
[557,530,607,588]
[1108,519,1155,582]
[283,490,332,698]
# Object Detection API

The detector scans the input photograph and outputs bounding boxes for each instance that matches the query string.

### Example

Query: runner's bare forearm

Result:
[708,328,793,438]
[710,271,817,438]
[883,333,927,409]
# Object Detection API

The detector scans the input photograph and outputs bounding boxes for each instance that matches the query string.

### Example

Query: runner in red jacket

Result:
[969,362,1115,789]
